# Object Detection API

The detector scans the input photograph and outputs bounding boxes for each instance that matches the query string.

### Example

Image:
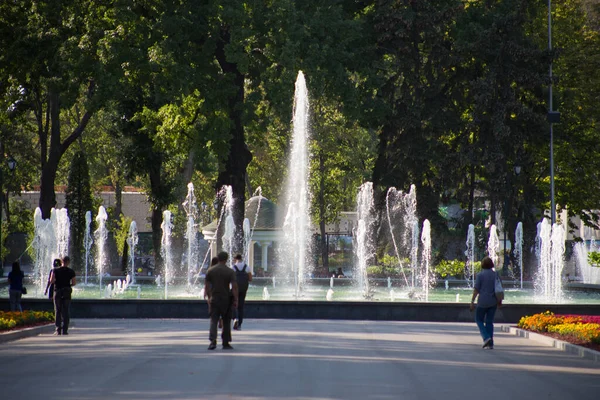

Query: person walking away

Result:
[50,256,76,335]
[470,256,500,349]
[45,258,61,299]
[232,254,252,330]
[8,261,25,312]
[205,257,224,329]
[204,252,238,350]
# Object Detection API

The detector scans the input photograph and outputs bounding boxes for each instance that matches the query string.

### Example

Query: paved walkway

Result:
[1,319,599,400]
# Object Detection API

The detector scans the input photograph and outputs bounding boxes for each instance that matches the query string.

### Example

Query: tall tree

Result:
[369,0,464,230]
[65,151,93,271]
[0,0,120,218]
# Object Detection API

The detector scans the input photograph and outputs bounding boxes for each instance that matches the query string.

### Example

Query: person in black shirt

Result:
[8,261,25,312]
[50,256,76,335]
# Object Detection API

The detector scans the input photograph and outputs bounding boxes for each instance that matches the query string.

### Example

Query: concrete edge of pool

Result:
[2,298,600,324]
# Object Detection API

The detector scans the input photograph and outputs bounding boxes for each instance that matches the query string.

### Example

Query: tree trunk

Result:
[114,181,122,220]
[214,26,253,256]
[38,88,93,219]
[151,206,163,274]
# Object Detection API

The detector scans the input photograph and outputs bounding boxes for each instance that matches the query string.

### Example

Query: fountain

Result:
[94,206,108,290]
[533,219,566,303]
[465,224,476,287]
[243,187,263,263]
[219,186,236,263]
[420,219,432,301]
[487,224,500,269]
[6,72,599,314]
[385,187,415,289]
[280,71,312,297]
[161,210,174,299]
[52,208,70,260]
[182,182,199,287]
[355,182,375,298]
[32,208,56,294]
[574,240,600,284]
[326,288,334,301]
[127,221,138,285]
[84,211,93,285]
[515,222,524,288]
[404,185,419,290]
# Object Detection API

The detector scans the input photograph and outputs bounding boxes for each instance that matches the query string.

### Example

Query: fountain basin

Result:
[2,298,599,323]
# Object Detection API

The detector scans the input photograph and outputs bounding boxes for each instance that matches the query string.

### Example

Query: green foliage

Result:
[434,259,466,278]
[588,252,600,268]
[113,214,133,259]
[65,151,94,270]
[366,265,399,277]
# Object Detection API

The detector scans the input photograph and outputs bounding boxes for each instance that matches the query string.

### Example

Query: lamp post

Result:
[0,156,17,273]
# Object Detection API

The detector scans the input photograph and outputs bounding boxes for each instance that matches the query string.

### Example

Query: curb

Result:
[0,324,55,343]
[501,325,600,364]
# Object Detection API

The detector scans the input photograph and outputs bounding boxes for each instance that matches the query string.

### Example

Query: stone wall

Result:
[15,190,152,232]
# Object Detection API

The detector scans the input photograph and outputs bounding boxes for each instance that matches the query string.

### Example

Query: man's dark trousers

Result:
[209,297,233,343]
[53,291,72,334]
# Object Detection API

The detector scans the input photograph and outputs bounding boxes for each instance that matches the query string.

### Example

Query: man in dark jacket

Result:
[204,252,238,350]
[50,256,76,335]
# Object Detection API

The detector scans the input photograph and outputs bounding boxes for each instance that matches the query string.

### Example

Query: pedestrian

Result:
[44,258,61,299]
[50,256,76,335]
[8,261,25,312]
[470,256,501,349]
[205,257,224,329]
[204,251,238,350]
[232,254,252,331]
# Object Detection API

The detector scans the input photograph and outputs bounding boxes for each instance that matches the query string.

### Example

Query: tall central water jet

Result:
[161,210,174,299]
[487,224,500,269]
[127,221,138,285]
[84,211,93,285]
[535,219,565,302]
[32,208,55,294]
[182,182,199,286]
[465,224,476,287]
[219,185,236,264]
[281,71,312,296]
[94,206,108,290]
[355,182,375,298]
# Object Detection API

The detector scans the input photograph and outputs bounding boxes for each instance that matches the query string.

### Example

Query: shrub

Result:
[434,259,466,278]
[587,251,600,267]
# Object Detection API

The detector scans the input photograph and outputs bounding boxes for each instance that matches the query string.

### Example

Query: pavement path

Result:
[0,319,598,400]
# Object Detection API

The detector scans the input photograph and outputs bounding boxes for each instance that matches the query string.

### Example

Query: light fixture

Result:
[7,157,16,171]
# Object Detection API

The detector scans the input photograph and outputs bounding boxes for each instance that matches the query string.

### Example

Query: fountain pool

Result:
[4,277,600,304]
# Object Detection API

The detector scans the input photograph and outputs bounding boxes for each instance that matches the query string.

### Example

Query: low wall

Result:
[2,299,599,323]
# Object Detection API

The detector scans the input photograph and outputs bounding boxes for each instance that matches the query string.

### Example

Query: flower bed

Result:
[0,311,55,332]
[518,311,600,352]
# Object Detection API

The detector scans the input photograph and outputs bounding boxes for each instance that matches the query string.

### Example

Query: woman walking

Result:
[470,256,501,349]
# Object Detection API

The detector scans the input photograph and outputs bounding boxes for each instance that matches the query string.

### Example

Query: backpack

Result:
[234,264,249,292]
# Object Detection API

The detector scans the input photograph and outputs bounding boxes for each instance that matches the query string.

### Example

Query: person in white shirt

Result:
[232,254,252,330]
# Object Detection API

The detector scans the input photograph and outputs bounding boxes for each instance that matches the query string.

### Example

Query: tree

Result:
[369,0,465,230]
[65,151,93,271]
[0,0,122,219]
